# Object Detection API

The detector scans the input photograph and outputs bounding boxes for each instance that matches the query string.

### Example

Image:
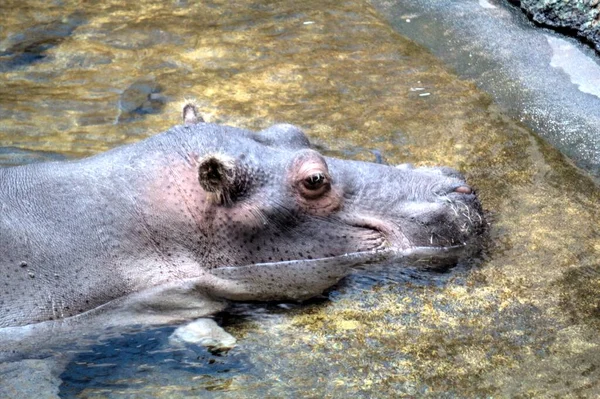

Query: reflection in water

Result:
[547,35,600,99]
[116,79,167,123]
[0,0,600,397]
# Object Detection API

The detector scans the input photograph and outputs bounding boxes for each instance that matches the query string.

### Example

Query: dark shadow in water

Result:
[58,325,250,397]
[558,262,600,329]
[0,12,86,72]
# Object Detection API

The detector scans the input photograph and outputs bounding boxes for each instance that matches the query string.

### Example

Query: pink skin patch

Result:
[454,186,472,194]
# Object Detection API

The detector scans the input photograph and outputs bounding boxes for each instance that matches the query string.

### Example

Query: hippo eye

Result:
[299,171,330,199]
[304,173,325,190]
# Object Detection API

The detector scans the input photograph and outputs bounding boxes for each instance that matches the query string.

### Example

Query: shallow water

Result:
[371,0,600,180]
[1,0,600,397]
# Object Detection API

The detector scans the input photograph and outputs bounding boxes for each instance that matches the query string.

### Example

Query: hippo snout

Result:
[335,161,485,264]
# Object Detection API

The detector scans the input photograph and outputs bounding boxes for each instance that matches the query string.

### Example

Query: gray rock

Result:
[509,0,600,53]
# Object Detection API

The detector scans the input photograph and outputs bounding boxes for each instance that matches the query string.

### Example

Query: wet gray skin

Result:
[0,105,483,351]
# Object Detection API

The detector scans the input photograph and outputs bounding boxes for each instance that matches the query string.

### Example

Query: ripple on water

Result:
[58,326,250,397]
[0,12,86,72]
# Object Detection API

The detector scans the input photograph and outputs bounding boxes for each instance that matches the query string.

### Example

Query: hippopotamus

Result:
[0,104,484,356]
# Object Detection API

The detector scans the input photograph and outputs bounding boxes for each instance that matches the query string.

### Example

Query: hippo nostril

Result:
[454,185,472,194]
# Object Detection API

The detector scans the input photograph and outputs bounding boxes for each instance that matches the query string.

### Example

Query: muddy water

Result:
[1,0,599,397]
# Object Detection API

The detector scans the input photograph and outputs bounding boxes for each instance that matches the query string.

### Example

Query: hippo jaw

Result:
[320,160,486,266]
[209,249,390,301]
[334,202,483,268]
[207,245,472,303]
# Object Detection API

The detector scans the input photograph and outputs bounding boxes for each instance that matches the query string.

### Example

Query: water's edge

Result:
[371,0,600,182]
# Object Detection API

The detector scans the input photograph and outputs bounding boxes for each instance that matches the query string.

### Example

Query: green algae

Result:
[1,0,600,397]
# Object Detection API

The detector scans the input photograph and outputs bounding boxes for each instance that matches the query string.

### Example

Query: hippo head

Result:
[145,105,485,302]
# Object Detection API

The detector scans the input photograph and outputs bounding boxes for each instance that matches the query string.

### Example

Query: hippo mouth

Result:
[343,199,484,266]
[209,245,468,302]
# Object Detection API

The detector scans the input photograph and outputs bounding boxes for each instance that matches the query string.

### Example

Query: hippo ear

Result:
[183,102,204,125]
[198,154,237,206]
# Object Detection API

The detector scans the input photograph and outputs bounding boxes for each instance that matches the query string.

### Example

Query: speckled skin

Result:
[0,119,484,329]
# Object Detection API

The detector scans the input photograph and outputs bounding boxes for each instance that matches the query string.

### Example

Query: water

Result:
[371,0,600,180]
[1,0,600,397]
[58,326,251,397]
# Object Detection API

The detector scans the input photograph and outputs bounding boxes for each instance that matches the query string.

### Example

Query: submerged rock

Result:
[0,359,61,399]
[117,79,167,123]
[509,0,600,53]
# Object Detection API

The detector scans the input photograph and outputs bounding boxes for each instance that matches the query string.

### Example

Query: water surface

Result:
[1,0,599,397]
